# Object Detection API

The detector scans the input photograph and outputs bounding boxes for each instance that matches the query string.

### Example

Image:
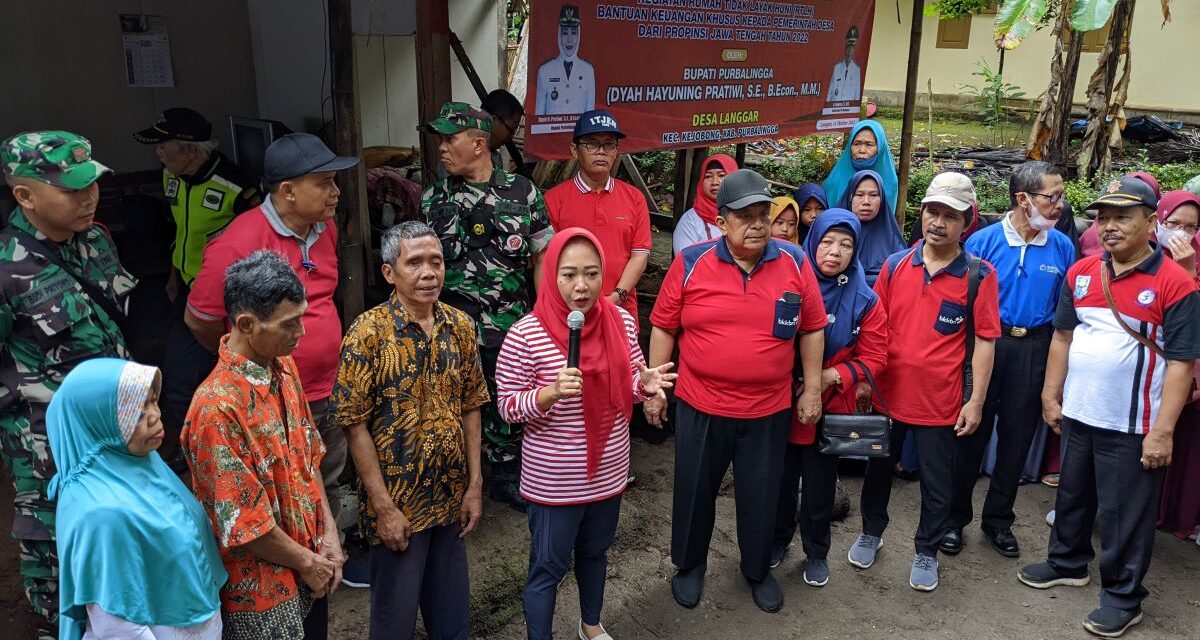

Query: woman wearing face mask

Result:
[793,183,829,243]
[496,228,677,640]
[836,169,904,285]
[1155,191,1200,543]
[770,196,802,244]
[673,154,739,255]
[48,359,227,640]
[770,209,888,588]
[823,121,899,213]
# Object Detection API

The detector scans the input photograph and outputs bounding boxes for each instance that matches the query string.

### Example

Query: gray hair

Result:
[1009,161,1063,207]
[223,250,306,320]
[181,138,219,155]
[381,220,438,265]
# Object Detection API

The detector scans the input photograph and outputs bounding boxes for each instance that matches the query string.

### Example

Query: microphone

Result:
[567,311,585,368]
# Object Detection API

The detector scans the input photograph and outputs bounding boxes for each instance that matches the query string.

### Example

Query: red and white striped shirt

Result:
[495,309,651,505]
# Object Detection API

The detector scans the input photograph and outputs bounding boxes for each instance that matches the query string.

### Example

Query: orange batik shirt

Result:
[182,336,326,629]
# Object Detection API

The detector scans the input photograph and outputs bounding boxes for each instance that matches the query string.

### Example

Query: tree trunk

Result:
[1026,0,1084,165]
[896,0,926,230]
[1077,0,1136,180]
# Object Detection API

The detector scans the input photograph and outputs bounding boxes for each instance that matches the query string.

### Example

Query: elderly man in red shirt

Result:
[544,109,652,323]
[185,133,359,563]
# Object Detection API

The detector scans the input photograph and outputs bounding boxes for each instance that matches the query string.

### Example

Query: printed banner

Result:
[523,0,876,159]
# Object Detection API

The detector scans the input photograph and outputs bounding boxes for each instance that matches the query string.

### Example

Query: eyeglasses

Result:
[1163,219,1200,234]
[1026,191,1064,205]
[577,140,619,154]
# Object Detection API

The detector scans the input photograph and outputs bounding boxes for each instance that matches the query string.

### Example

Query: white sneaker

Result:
[579,621,614,640]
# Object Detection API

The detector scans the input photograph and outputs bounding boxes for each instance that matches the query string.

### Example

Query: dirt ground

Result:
[319,437,1200,640]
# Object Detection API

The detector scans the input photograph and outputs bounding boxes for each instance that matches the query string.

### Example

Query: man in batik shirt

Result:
[183,251,342,640]
[333,221,489,638]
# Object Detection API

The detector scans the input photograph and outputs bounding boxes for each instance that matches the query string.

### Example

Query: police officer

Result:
[420,102,554,511]
[535,5,595,116]
[0,131,137,640]
[827,26,862,103]
[133,107,261,468]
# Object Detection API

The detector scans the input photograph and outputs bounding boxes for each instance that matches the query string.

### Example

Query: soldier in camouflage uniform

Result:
[0,131,136,639]
[420,103,553,511]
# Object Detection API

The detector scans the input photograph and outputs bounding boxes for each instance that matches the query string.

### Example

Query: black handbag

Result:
[817,362,892,459]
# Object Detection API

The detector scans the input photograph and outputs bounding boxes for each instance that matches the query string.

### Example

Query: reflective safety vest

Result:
[163,152,261,284]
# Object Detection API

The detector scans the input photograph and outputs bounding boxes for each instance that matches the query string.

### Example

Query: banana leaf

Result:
[1070,0,1119,32]
[994,0,1050,50]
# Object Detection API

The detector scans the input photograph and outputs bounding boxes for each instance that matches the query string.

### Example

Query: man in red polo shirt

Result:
[545,110,652,322]
[648,169,826,614]
[851,172,1000,592]
[1019,177,1200,638]
[185,132,359,563]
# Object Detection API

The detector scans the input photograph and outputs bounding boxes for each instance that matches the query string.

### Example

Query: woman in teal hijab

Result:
[822,120,900,214]
[48,358,226,640]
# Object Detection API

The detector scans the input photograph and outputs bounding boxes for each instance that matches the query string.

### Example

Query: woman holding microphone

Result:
[496,228,677,640]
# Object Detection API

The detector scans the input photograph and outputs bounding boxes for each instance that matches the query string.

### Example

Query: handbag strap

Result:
[1100,260,1166,356]
[849,361,894,418]
[4,227,129,335]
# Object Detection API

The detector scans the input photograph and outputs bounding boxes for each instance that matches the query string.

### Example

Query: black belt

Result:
[1000,323,1053,339]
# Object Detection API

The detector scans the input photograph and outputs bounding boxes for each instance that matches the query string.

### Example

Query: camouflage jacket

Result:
[421,169,553,348]
[0,206,135,439]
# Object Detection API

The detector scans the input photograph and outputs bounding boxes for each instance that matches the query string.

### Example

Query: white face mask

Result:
[1025,205,1056,231]
[1156,225,1187,248]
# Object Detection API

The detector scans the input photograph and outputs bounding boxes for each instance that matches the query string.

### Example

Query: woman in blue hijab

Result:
[770,209,889,588]
[48,358,226,640]
[837,169,905,285]
[823,120,900,213]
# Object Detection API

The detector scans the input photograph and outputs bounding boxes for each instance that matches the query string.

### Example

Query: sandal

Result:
[1040,473,1060,488]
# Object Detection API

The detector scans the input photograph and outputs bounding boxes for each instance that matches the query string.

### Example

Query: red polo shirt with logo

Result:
[187,198,342,401]
[872,244,1001,426]
[651,238,827,419]
[545,175,652,320]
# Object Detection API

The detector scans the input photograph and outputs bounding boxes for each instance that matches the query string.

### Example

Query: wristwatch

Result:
[614,287,630,303]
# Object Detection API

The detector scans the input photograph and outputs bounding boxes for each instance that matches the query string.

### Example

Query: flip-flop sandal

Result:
[1040,473,1060,488]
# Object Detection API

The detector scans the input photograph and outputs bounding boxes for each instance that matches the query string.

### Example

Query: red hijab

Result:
[532,228,633,479]
[692,154,739,227]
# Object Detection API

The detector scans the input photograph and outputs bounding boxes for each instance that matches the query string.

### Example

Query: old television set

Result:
[229,116,290,181]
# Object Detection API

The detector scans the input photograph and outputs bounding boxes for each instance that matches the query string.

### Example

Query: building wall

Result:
[355,0,505,148]
[863,1,1200,116]
[0,0,259,173]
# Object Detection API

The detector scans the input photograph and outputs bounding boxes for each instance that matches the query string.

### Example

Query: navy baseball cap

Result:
[133,107,212,144]
[1085,176,1158,213]
[572,109,626,141]
[264,133,359,184]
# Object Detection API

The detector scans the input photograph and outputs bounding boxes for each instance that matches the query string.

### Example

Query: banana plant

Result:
[995,0,1171,50]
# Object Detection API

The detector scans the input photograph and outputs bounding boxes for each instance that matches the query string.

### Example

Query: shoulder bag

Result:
[1100,261,1166,356]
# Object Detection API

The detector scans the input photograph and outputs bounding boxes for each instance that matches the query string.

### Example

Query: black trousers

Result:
[1048,418,1165,611]
[951,332,1050,531]
[302,596,328,640]
[160,284,217,461]
[369,523,470,640]
[671,400,789,581]
[861,421,957,556]
[774,442,838,560]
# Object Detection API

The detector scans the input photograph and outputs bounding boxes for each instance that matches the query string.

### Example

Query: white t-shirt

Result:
[672,208,722,256]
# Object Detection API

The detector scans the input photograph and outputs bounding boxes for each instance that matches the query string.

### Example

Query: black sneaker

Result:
[672,564,706,609]
[1082,607,1142,638]
[340,557,370,588]
[748,572,784,613]
[769,542,790,568]
[1017,562,1090,589]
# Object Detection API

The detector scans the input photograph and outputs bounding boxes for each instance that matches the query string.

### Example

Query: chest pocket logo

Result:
[201,188,225,211]
[934,300,967,336]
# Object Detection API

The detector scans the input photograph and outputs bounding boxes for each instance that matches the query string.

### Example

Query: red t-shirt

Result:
[186,201,342,401]
[872,245,1001,426]
[545,175,653,320]
[789,301,888,445]
[651,238,827,419]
